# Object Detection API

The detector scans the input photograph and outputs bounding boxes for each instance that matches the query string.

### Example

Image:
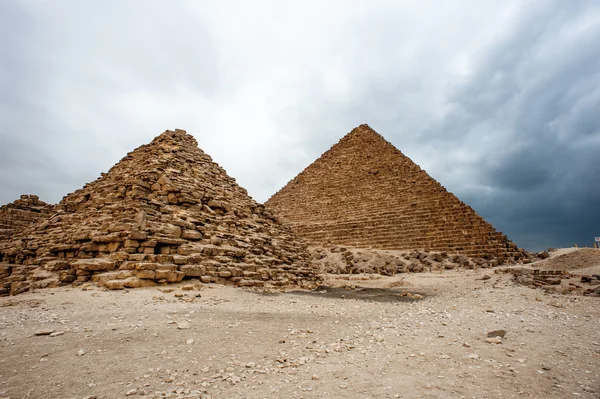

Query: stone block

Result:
[72,258,117,271]
[105,280,125,290]
[180,265,206,277]
[136,270,155,279]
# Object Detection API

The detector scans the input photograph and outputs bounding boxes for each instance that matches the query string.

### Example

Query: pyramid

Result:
[0,195,54,240]
[0,129,318,296]
[266,124,523,260]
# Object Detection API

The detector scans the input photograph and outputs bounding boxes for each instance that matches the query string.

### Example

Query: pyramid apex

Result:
[150,128,197,147]
[345,124,383,139]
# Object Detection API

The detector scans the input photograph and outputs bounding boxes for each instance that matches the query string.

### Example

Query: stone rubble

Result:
[0,129,320,296]
[311,245,513,276]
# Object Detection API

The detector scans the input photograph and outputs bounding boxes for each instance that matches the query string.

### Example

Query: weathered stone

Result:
[136,270,155,279]
[123,276,156,288]
[157,270,184,283]
[105,280,125,290]
[180,265,206,277]
[72,258,117,271]
[181,230,202,240]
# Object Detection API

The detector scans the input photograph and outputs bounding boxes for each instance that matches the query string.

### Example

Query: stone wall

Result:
[0,130,319,296]
[266,124,524,261]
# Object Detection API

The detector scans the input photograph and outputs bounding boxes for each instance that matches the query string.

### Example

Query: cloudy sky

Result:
[1,1,599,251]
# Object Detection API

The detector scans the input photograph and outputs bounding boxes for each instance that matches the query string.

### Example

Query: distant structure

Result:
[0,195,53,240]
[0,130,318,296]
[266,124,524,260]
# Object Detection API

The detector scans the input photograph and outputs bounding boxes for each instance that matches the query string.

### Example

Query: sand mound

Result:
[536,248,600,271]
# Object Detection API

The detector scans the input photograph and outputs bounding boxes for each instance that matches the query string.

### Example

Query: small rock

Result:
[50,331,65,337]
[245,362,256,368]
[486,337,503,344]
[482,275,491,280]
[77,349,86,356]
[186,339,194,345]
[34,329,55,336]
[487,330,506,338]
[177,321,191,330]
[125,388,137,396]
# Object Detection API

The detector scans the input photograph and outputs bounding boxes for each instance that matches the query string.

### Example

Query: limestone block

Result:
[172,255,188,265]
[136,270,155,279]
[155,270,184,282]
[182,230,202,240]
[91,233,121,243]
[72,258,117,271]
[180,265,206,277]
[124,240,140,248]
[123,276,156,288]
[131,231,148,240]
[105,280,125,290]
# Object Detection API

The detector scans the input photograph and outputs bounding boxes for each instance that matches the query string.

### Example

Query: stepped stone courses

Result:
[0,129,319,296]
[0,195,54,240]
[266,124,524,260]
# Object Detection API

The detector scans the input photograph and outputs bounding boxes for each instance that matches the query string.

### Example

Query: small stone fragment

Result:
[177,321,191,330]
[487,330,506,338]
[34,329,55,336]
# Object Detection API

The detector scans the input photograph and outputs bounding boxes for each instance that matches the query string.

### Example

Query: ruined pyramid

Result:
[0,129,318,296]
[0,195,53,240]
[266,124,523,260]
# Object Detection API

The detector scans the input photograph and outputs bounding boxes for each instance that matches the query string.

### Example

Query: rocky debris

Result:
[266,124,524,260]
[0,195,54,240]
[309,246,508,276]
[487,329,506,338]
[534,248,600,271]
[0,130,320,296]
[498,266,600,296]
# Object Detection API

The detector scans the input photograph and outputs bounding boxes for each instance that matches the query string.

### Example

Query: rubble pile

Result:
[311,245,510,275]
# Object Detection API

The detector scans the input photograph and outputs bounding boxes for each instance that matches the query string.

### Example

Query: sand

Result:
[1,267,599,399]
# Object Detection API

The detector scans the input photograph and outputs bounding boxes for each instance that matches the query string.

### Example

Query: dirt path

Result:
[1,270,599,399]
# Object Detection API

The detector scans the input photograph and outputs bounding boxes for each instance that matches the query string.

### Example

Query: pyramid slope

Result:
[266,124,523,260]
[0,129,317,296]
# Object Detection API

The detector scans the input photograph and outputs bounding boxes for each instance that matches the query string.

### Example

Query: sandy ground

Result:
[1,268,599,399]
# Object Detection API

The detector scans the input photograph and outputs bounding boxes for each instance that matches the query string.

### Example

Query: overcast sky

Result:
[1,1,599,251]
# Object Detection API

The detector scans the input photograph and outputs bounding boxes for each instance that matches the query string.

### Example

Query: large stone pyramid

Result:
[266,124,523,260]
[0,129,318,296]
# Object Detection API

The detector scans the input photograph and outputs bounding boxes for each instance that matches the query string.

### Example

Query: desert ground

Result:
[1,249,599,399]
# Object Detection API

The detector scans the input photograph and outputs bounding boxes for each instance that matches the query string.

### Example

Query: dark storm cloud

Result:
[419,1,600,250]
[0,0,598,251]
